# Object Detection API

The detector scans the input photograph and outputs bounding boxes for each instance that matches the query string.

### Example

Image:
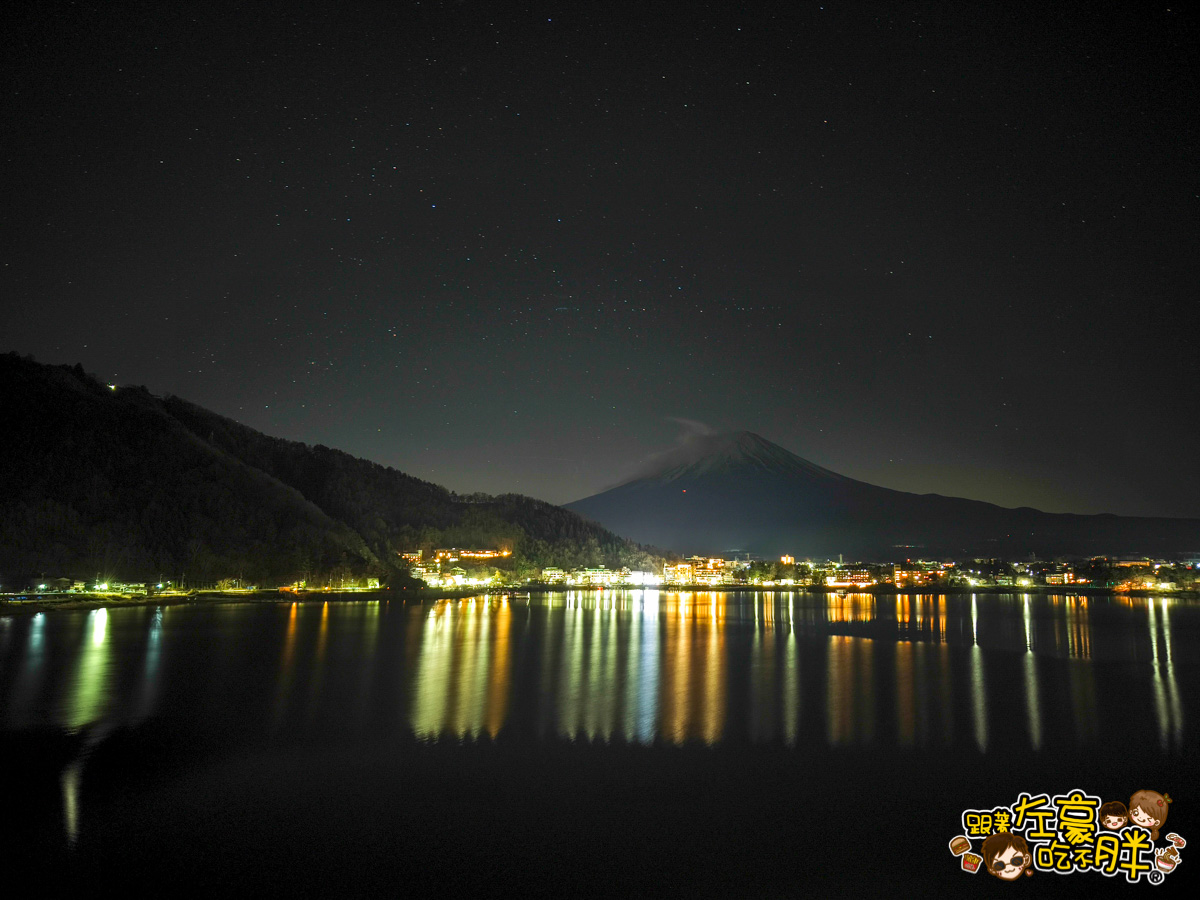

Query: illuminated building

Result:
[893,561,942,586]
[664,563,695,585]
[432,548,511,563]
[570,567,614,586]
[825,567,875,588]
[685,556,730,585]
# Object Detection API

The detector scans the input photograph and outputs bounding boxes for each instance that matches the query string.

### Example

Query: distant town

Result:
[400,548,1200,594]
[6,549,1199,599]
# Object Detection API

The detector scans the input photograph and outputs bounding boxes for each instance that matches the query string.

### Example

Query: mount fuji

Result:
[564,431,1199,559]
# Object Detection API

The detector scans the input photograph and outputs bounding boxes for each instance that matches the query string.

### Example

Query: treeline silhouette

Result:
[0,353,660,586]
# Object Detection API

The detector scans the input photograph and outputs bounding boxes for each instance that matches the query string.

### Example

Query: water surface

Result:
[2,591,1195,895]
[2,591,1191,752]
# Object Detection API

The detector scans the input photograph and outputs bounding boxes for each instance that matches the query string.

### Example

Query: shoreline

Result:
[1,582,1195,614]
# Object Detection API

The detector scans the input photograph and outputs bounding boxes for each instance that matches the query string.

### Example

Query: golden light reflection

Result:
[826,635,874,745]
[273,602,299,725]
[1062,597,1096,743]
[410,598,514,739]
[748,595,798,744]
[485,600,512,737]
[389,588,1193,751]
[894,632,954,748]
[656,594,727,744]
[1063,596,1091,660]
[303,600,331,722]
[899,595,944,641]
[355,601,383,723]
[827,593,875,624]
[660,600,691,743]
[702,604,726,744]
[896,641,914,746]
[317,602,329,660]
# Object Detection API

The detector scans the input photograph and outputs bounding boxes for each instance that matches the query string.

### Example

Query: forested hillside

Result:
[0,353,659,585]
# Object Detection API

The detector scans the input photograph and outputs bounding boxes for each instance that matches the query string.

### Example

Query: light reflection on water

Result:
[1149,597,1184,749]
[0,591,1195,756]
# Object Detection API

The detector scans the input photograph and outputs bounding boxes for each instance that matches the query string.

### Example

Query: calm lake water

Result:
[2,590,1196,895]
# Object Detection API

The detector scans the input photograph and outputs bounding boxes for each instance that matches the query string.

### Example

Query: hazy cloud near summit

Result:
[666,417,717,438]
[605,418,729,489]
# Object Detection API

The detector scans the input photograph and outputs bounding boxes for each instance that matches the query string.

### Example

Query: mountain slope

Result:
[0,353,658,584]
[565,431,1200,559]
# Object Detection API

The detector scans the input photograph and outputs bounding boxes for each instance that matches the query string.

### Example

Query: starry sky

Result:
[4,2,1198,517]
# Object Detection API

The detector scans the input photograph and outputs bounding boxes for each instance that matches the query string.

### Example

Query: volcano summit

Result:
[564,432,1199,560]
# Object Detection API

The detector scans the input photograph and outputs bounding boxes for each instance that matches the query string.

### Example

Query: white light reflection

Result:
[61,608,116,850]
[62,759,81,846]
[411,603,452,737]
[556,601,586,739]
[134,607,163,722]
[1161,598,1183,747]
[633,591,660,743]
[1148,598,1183,750]
[783,597,799,747]
[65,609,114,732]
[92,607,107,646]
[6,613,47,728]
[970,595,988,752]
[1022,595,1041,750]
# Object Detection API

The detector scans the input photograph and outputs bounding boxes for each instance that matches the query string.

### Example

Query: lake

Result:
[2,591,1195,895]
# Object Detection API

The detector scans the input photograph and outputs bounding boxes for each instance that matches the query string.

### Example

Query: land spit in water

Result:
[2,582,1195,615]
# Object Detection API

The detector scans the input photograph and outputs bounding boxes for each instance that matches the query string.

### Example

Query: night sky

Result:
[4,3,1197,517]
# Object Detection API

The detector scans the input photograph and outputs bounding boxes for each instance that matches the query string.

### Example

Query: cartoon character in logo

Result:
[1100,800,1129,830]
[981,831,1033,881]
[1129,790,1171,841]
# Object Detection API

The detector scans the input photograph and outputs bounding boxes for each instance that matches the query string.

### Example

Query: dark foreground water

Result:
[1,591,1196,896]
